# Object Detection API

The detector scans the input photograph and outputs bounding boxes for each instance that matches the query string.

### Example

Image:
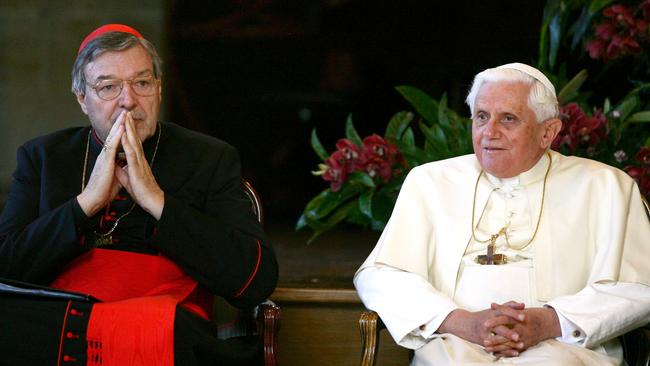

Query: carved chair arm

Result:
[359,310,385,366]
[257,302,281,366]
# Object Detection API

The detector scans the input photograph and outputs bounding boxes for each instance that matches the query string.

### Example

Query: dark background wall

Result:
[0,0,544,228]
[164,0,544,223]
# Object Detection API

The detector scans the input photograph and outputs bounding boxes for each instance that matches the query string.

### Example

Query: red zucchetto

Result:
[78,24,144,55]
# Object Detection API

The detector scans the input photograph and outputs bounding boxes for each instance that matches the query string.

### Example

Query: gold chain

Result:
[81,123,162,240]
[470,151,552,252]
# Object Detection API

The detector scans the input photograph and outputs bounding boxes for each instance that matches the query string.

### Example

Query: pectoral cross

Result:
[476,228,508,265]
[93,235,113,247]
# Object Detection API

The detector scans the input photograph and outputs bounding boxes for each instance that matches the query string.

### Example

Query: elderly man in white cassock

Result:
[354,62,650,365]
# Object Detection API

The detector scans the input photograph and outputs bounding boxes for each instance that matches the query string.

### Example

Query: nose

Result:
[118,81,137,110]
[484,118,501,138]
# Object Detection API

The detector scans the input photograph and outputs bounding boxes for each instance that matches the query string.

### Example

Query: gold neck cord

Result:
[470,151,552,252]
[80,123,162,240]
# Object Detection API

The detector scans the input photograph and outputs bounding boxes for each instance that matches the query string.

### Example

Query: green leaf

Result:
[621,83,650,101]
[395,142,428,166]
[306,200,358,244]
[420,121,450,157]
[302,185,361,222]
[396,86,439,125]
[548,11,562,69]
[615,95,639,121]
[385,111,414,142]
[295,214,307,231]
[557,69,588,104]
[371,192,396,227]
[603,98,611,114]
[358,190,373,218]
[587,0,616,13]
[310,129,329,161]
[344,205,371,227]
[645,135,650,147]
[401,127,415,146]
[348,171,376,188]
[378,176,405,195]
[437,93,451,129]
[627,111,650,123]
[569,5,593,51]
[538,0,563,69]
[345,114,363,146]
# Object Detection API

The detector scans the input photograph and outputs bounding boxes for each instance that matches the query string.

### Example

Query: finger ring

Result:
[103,144,110,151]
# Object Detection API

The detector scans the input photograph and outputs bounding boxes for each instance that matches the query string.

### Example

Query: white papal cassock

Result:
[354,150,650,365]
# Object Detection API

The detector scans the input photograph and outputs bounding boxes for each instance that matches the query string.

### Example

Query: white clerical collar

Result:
[485,152,551,188]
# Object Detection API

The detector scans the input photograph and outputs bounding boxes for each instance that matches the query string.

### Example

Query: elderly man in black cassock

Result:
[0,24,277,365]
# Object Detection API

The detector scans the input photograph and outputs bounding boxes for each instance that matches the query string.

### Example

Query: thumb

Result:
[115,165,129,188]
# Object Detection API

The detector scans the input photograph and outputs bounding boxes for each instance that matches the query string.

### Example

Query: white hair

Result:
[465,66,559,123]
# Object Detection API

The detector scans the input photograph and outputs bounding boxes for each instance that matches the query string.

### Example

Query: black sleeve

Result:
[0,146,87,284]
[154,145,278,309]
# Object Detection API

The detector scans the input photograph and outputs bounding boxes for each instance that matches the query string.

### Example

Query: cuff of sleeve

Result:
[72,198,91,229]
[413,303,458,340]
[545,304,586,345]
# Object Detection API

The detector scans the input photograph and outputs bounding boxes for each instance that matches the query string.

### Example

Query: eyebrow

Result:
[92,69,154,82]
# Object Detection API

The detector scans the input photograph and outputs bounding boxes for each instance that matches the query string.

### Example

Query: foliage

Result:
[297,0,650,241]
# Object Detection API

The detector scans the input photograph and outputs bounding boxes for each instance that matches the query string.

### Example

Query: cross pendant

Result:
[94,235,113,247]
[476,232,507,265]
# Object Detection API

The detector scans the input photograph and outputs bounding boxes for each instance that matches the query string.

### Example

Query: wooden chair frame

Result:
[243,178,281,366]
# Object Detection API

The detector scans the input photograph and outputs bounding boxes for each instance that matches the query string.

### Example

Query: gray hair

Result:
[465,67,559,123]
[71,32,162,96]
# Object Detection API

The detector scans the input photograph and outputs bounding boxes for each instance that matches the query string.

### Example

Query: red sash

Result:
[50,249,212,366]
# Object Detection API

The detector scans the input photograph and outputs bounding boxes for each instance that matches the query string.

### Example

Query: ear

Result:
[539,118,562,149]
[76,93,89,115]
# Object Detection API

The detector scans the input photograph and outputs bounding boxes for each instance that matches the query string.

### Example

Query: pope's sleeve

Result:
[354,168,458,349]
[154,145,278,308]
[546,180,650,348]
[0,145,86,284]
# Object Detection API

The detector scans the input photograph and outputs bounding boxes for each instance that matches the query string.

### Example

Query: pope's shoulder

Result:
[406,154,480,184]
[403,151,636,187]
[552,151,636,186]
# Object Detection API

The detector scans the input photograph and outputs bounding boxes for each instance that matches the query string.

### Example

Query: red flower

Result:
[596,22,617,40]
[362,134,404,182]
[335,138,366,173]
[604,4,635,27]
[606,35,642,60]
[569,109,607,150]
[363,134,397,159]
[635,147,650,165]
[320,134,406,190]
[323,151,348,192]
[624,165,650,196]
[586,39,607,59]
[586,3,650,61]
[364,156,393,182]
[553,103,608,154]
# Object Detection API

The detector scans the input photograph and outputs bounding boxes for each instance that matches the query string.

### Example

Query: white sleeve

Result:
[354,264,458,349]
[546,281,650,348]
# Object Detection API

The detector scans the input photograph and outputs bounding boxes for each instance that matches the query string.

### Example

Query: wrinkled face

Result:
[471,81,556,178]
[76,45,161,142]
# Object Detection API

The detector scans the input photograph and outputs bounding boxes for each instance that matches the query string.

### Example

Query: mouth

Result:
[483,146,506,151]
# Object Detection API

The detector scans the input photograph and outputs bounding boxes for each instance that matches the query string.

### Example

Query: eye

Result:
[474,111,489,124]
[134,78,152,88]
[501,114,518,125]
[95,79,119,90]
